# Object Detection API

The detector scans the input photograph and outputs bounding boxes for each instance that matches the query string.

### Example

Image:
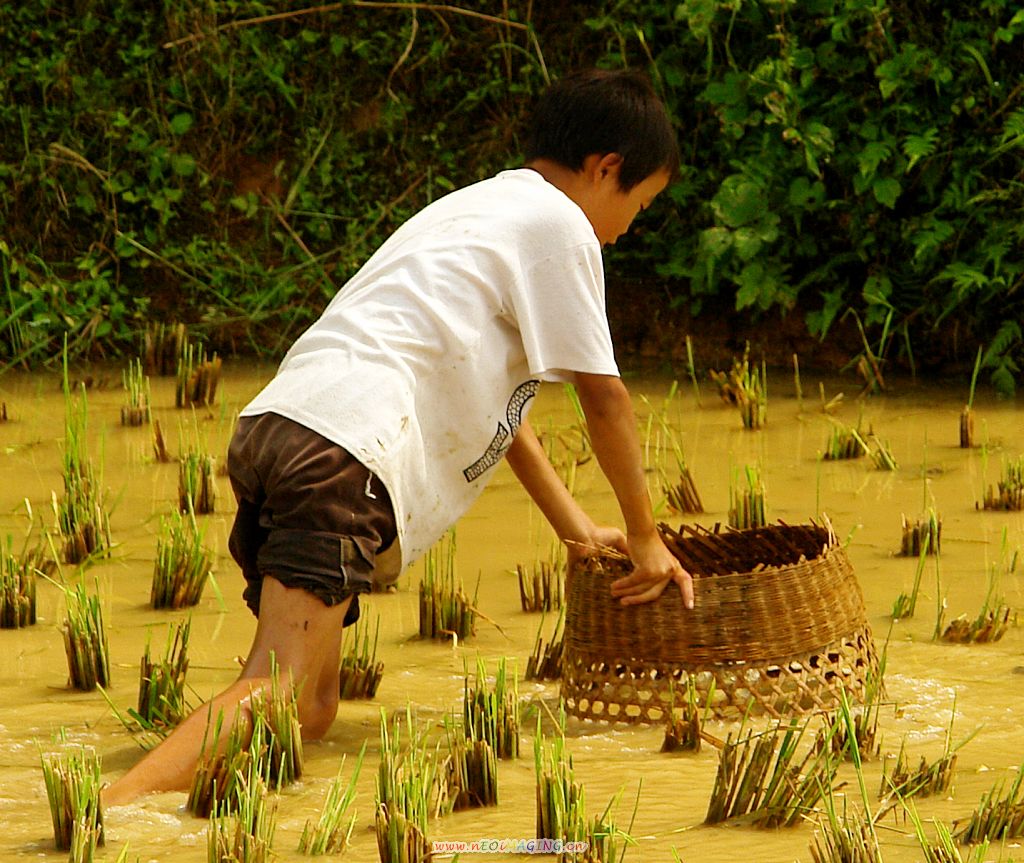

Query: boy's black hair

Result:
[524,68,679,192]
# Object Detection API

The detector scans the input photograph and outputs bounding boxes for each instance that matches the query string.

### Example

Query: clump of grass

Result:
[978,454,1024,511]
[809,690,882,863]
[909,805,990,863]
[938,537,1015,643]
[878,729,961,817]
[298,744,365,855]
[188,658,303,818]
[41,742,104,853]
[516,544,565,613]
[0,532,43,628]
[120,358,151,426]
[892,541,932,620]
[136,618,191,732]
[176,339,222,409]
[62,577,111,691]
[339,614,384,700]
[954,760,1024,844]
[870,435,898,471]
[188,707,250,819]
[815,652,886,763]
[960,346,983,449]
[808,792,881,863]
[144,321,186,376]
[728,464,767,530]
[56,357,112,564]
[208,763,277,863]
[178,449,217,515]
[525,608,565,682]
[375,707,443,863]
[900,509,941,557]
[464,656,519,760]
[583,788,637,863]
[534,711,586,843]
[661,680,703,754]
[443,714,498,810]
[939,606,1012,643]
[710,343,767,429]
[418,530,477,642]
[640,385,704,515]
[705,718,838,828]
[822,415,870,461]
[151,509,214,609]
[662,461,704,515]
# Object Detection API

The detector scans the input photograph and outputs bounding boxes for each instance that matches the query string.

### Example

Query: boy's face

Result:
[586,156,670,246]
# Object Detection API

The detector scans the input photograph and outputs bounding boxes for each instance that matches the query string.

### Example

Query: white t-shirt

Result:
[242,169,619,571]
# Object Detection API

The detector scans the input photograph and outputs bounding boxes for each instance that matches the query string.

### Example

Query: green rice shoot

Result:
[151,509,213,609]
[525,608,565,682]
[728,464,767,530]
[878,704,967,817]
[443,713,498,810]
[207,762,277,863]
[534,709,585,843]
[298,744,365,855]
[134,618,192,732]
[375,707,443,863]
[178,420,217,515]
[516,543,565,613]
[954,758,1024,845]
[463,656,520,760]
[705,717,838,828]
[899,508,941,557]
[661,679,702,754]
[40,741,104,853]
[188,656,303,818]
[0,532,40,628]
[939,531,1015,643]
[822,415,870,461]
[418,530,477,642]
[62,577,111,691]
[57,355,112,564]
[176,338,222,409]
[339,613,385,700]
[120,357,151,426]
[892,538,932,620]
[710,344,767,429]
[979,453,1024,511]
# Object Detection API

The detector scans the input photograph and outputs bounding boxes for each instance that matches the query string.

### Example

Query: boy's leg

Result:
[103,576,349,808]
[103,413,396,807]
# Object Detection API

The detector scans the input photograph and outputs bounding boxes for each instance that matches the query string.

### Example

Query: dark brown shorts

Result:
[227,412,398,626]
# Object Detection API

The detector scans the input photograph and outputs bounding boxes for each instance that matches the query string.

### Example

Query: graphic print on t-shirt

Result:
[462,380,540,482]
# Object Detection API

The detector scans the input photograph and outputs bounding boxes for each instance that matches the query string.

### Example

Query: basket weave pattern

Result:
[562,522,878,724]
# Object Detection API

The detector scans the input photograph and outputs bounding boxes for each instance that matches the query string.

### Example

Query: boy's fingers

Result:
[675,570,695,610]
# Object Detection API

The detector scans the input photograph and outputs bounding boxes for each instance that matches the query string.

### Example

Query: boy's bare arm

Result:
[505,418,628,559]
[573,372,694,608]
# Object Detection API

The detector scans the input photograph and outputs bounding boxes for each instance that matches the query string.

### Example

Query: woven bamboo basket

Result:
[562,521,878,725]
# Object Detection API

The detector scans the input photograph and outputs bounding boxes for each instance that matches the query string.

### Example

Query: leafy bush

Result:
[586,0,1024,389]
[1,1,1022,389]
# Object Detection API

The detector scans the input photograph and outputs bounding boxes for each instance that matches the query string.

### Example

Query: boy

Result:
[103,68,692,806]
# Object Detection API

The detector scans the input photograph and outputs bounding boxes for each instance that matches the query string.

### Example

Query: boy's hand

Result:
[610,532,694,608]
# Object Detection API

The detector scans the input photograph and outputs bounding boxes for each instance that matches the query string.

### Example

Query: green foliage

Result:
[0,1,551,366]
[585,0,1024,390]
[1,2,1022,388]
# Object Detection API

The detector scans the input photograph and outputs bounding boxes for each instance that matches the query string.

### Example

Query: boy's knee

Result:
[298,692,339,740]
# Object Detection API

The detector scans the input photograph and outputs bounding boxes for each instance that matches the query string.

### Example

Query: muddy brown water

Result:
[0,363,1022,862]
